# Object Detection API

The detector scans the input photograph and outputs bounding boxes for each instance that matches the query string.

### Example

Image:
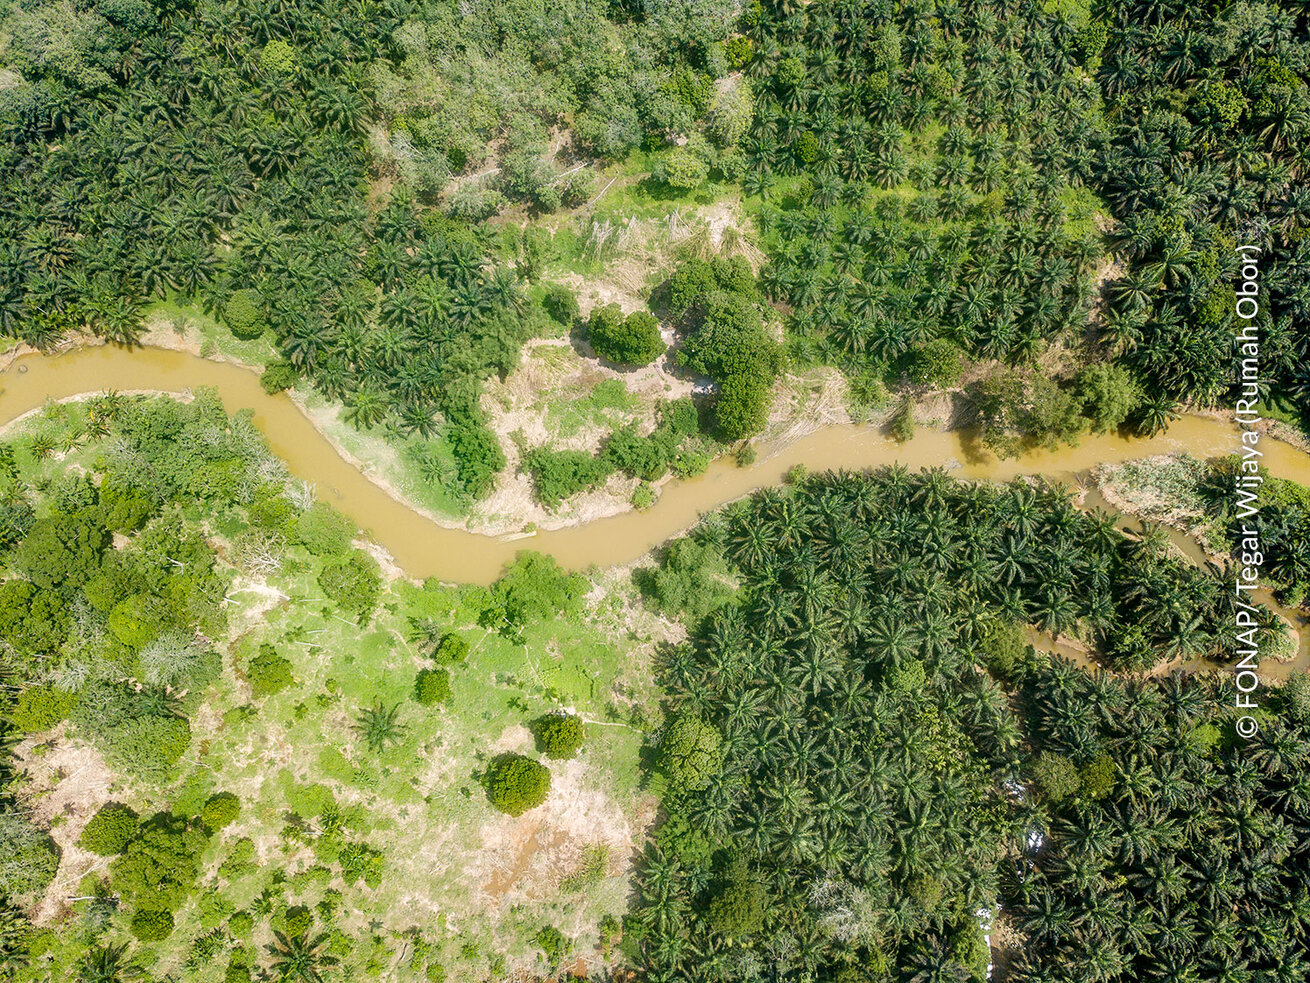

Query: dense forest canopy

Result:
[1,0,1307,499]
[633,468,1310,981]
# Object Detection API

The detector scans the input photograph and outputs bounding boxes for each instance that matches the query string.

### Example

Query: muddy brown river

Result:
[6,344,1310,675]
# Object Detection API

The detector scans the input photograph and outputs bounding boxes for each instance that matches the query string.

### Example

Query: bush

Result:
[0,814,59,900]
[318,550,382,620]
[293,502,354,556]
[110,813,208,913]
[79,803,139,855]
[283,905,313,937]
[644,538,735,625]
[657,713,722,794]
[201,792,241,831]
[632,483,656,510]
[889,400,916,442]
[904,339,964,389]
[534,925,567,963]
[1032,751,1081,804]
[248,644,294,698]
[523,447,613,509]
[485,754,551,816]
[535,714,585,760]
[10,685,77,732]
[131,908,175,941]
[260,362,298,394]
[588,304,664,366]
[434,633,469,665]
[260,39,297,75]
[491,553,587,629]
[413,668,452,707]
[224,290,266,339]
[543,284,580,327]
[652,148,707,191]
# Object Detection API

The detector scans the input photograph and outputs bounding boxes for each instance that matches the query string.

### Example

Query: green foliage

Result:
[201,792,240,831]
[542,284,580,327]
[413,668,452,707]
[294,502,355,556]
[485,754,550,817]
[533,925,567,964]
[260,362,299,394]
[534,713,585,760]
[79,803,139,856]
[131,908,175,941]
[223,290,266,339]
[110,813,207,913]
[248,644,294,698]
[260,39,297,75]
[1031,751,1081,804]
[14,512,108,589]
[656,712,722,795]
[706,853,767,938]
[904,340,964,389]
[1074,364,1140,433]
[318,550,382,620]
[888,400,915,442]
[0,813,59,900]
[587,304,664,366]
[73,680,192,781]
[651,148,708,191]
[642,537,735,625]
[433,633,469,665]
[490,553,586,630]
[9,685,76,732]
[523,447,612,509]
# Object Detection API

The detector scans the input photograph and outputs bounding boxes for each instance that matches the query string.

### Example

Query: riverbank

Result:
[5,342,1310,590]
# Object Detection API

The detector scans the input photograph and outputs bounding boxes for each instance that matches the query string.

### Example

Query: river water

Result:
[6,344,1310,674]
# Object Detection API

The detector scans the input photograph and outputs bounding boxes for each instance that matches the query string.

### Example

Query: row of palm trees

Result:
[629,466,1281,981]
[0,0,524,499]
[736,0,1105,383]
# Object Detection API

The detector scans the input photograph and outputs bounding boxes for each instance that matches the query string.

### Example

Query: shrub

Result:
[260,39,297,75]
[248,644,294,698]
[106,593,168,648]
[491,552,587,629]
[318,550,382,620]
[224,290,266,339]
[535,714,585,760]
[0,813,59,900]
[0,582,70,655]
[485,754,551,816]
[632,484,656,511]
[201,792,241,831]
[706,853,767,937]
[260,362,298,394]
[588,304,664,366]
[293,502,354,556]
[79,803,139,855]
[434,633,469,664]
[534,925,567,963]
[413,668,452,707]
[523,447,612,509]
[657,713,722,794]
[542,284,579,327]
[283,905,313,937]
[1032,751,1081,804]
[889,400,915,442]
[110,813,208,913]
[904,339,964,389]
[644,537,735,625]
[131,909,175,941]
[10,685,77,732]
[652,148,707,191]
